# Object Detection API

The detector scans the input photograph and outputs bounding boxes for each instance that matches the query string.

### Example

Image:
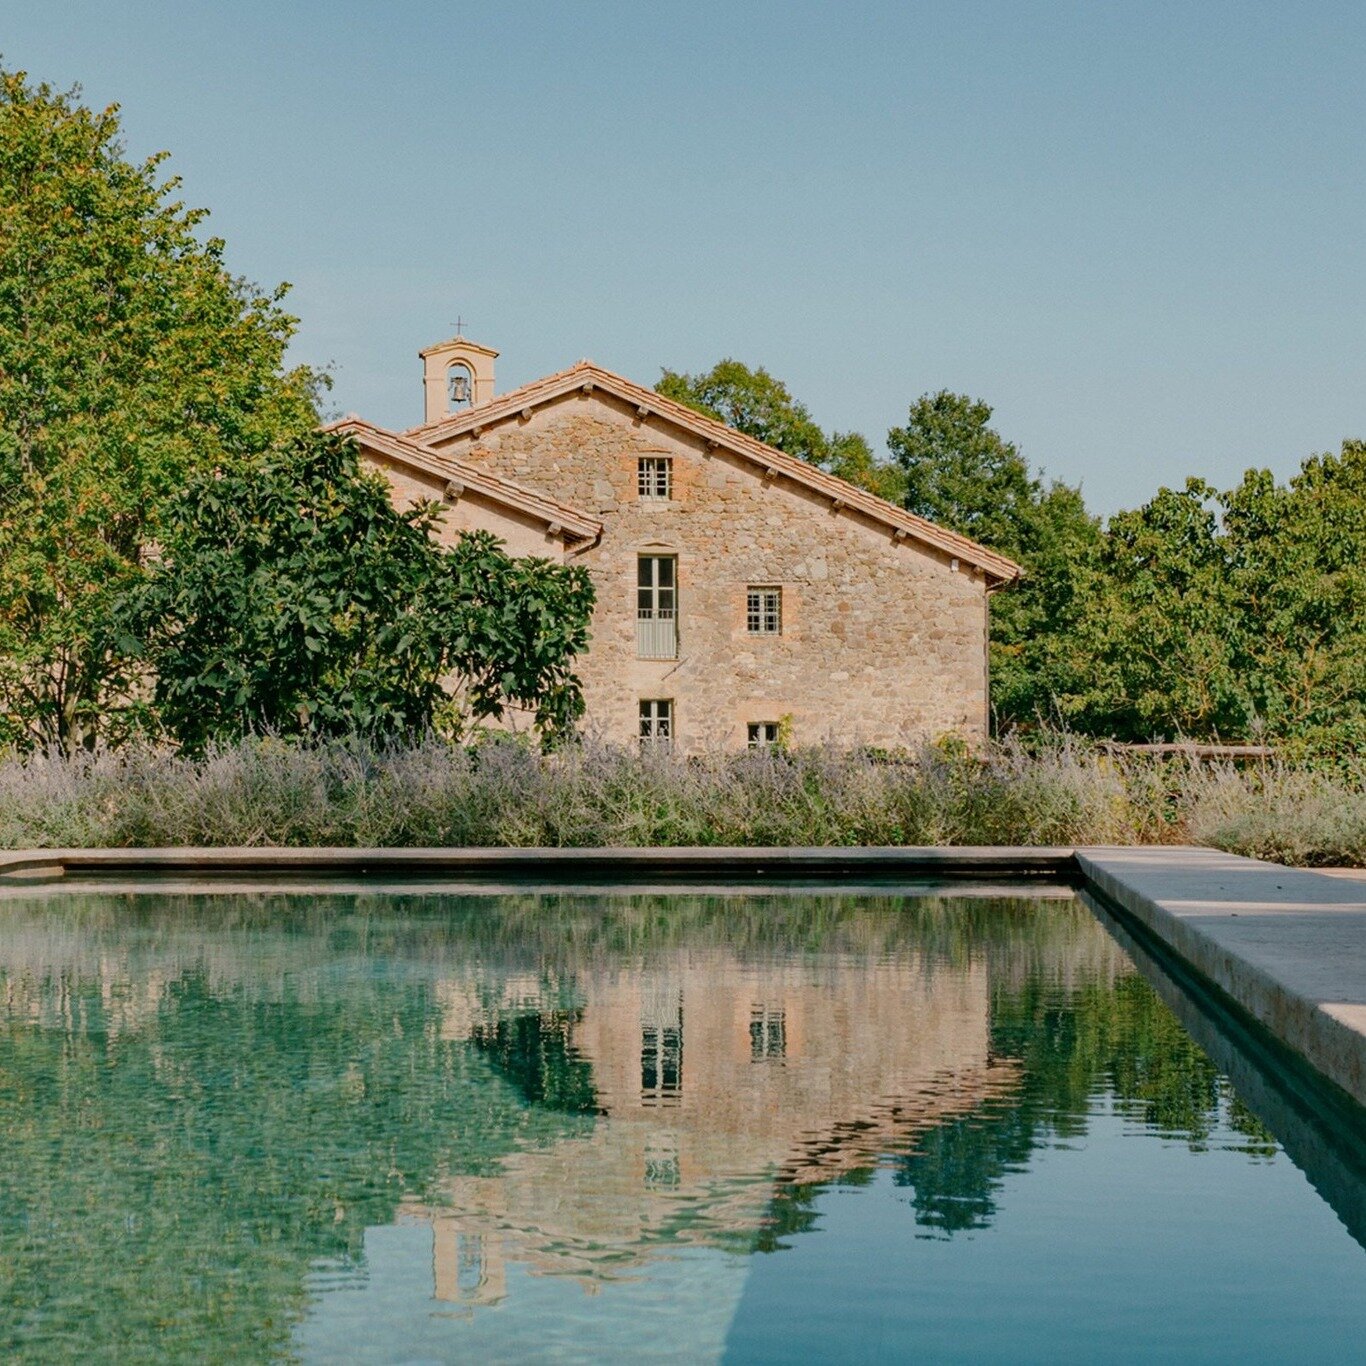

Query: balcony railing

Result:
[636,610,677,660]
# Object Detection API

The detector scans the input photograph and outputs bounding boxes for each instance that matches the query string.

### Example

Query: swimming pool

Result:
[1,885,1361,1362]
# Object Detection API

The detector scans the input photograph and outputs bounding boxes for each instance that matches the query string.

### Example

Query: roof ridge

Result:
[404,365,1021,583]
[638,377,1021,576]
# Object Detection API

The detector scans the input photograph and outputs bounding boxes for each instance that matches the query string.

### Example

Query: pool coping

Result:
[2,843,1364,1110]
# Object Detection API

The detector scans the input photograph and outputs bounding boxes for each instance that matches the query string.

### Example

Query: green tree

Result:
[1066,480,1244,740]
[0,69,321,749]
[888,392,1041,551]
[121,433,596,751]
[1222,443,1366,748]
[887,392,1102,728]
[991,479,1104,726]
[657,358,903,500]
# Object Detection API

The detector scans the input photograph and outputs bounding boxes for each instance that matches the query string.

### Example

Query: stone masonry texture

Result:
[408,389,991,752]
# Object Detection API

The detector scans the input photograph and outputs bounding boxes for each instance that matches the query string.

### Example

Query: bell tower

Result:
[419,331,498,424]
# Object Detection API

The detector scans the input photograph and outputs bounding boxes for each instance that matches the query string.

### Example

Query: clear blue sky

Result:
[7,1,1365,513]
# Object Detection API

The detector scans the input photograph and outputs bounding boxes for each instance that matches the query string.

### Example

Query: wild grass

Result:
[0,734,1361,865]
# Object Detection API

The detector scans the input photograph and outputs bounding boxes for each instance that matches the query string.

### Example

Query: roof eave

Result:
[325,417,601,544]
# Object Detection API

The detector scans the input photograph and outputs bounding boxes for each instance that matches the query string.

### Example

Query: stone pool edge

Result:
[2,843,1363,1108]
[0,845,1076,877]
[1077,847,1366,1110]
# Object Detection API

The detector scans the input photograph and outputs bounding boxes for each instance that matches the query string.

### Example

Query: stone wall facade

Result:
[365,449,570,560]
[423,389,992,752]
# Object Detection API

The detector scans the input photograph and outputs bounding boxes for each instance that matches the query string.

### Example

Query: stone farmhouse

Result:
[328,335,1021,751]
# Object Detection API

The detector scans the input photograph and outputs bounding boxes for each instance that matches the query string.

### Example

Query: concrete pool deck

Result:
[1077,848,1366,1111]
[1,843,1363,1110]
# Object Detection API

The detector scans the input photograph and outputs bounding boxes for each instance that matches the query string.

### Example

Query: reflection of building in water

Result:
[404,949,1022,1309]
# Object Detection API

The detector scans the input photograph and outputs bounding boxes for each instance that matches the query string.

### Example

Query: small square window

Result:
[746,587,782,634]
[640,699,673,747]
[748,721,781,748]
[638,457,672,500]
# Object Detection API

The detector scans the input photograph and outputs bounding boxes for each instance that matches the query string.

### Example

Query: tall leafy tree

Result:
[657,359,903,500]
[121,433,596,752]
[0,68,321,749]
[1222,445,1366,746]
[887,391,1102,728]
[1056,447,1366,746]
[1073,480,1245,740]
[888,392,1040,551]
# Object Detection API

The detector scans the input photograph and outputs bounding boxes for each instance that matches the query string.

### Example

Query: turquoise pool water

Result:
[0,886,1361,1363]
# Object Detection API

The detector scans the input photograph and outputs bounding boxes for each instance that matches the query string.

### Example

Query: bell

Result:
[448,372,471,405]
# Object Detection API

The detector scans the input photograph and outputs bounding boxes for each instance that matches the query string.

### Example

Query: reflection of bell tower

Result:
[420,332,498,424]
[430,1213,508,1310]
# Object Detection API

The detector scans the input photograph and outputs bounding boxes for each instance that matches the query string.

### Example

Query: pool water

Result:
[0,886,1362,1363]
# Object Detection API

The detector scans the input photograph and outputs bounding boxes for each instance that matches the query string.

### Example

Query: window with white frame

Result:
[639,698,673,747]
[637,457,672,500]
[637,556,678,659]
[746,586,782,634]
[748,721,780,748]
[641,1019,682,1106]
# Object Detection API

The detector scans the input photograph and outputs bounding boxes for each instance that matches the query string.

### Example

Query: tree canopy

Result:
[122,433,596,752]
[661,363,1366,748]
[887,391,1103,728]
[0,68,321,749]
[657,358,904,500]
[888,391,1041,552]
[1059,448,1366,747]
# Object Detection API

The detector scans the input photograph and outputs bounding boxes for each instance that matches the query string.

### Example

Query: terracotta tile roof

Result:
[325,416,602,545]
[404,362,1023,585]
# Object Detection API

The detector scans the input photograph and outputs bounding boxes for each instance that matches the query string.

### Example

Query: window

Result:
[643,1136,681,1189]
[746,586,782,634]
[638,457,672,500]
[641,1023,682,1105]
[639,699,673,747]
[637,556,678,659]
[455,1233,487,1297]
[750,1005,787,1062]
[748,721,780,748]
[641,992,683,1107]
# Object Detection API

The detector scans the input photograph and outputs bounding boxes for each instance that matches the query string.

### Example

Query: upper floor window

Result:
[637,556,678,659]
[746,586,782,635]
[641,990,683,1108]
[638,457,672,500]
[644,1137,681,1189]
[641,1020,683,1106]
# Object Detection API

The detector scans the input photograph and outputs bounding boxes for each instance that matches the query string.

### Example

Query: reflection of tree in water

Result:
[0,970,595,1360]
[813,974,1277,1240]
[469,1009,601,1115]
[0,888,1282,1356]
